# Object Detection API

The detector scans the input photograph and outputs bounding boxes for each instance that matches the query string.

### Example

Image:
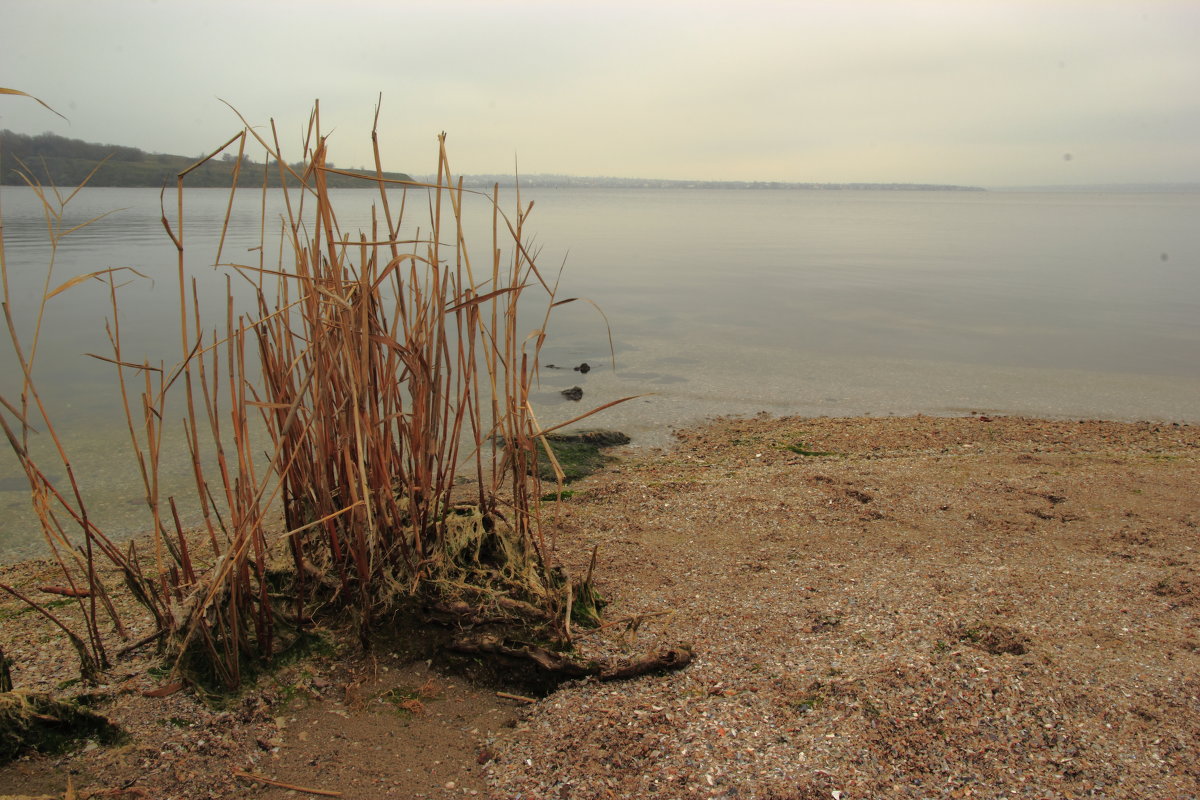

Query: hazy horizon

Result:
[2,1,1198,188]
[4,127,1198,190]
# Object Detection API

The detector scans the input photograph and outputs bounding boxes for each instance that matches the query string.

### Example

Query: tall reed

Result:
[3,101,624,689]
[0,145,157,684]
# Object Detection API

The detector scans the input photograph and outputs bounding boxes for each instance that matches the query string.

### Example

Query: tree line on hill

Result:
[0,130,414,188]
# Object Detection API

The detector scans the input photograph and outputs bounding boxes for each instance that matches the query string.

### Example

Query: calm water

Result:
[2,185,1198,561]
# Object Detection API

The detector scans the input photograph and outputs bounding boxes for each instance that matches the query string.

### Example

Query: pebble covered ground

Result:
[1,415,1197,799]
[484,415,1200,799]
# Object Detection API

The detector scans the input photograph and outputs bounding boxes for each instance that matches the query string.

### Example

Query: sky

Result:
[1,0,1198,187]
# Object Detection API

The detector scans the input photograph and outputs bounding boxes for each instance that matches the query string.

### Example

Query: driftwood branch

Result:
[496,690,538,704]
[116,627,167,658]
[597,646,694,680]
[449,634,693,681]
[430,591,556,625]
[232,769,342,797]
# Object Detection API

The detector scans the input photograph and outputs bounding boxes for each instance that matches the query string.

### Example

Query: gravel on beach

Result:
[1,415,1197,799]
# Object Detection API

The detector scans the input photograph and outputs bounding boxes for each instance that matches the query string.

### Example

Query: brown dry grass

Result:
[2,102,631,694]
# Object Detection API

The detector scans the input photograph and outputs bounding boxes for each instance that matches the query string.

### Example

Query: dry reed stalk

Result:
[0,154,157,680]
[2,100,631,690]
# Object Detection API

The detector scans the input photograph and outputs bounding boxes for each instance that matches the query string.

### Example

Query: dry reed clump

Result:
[2,97,682,693]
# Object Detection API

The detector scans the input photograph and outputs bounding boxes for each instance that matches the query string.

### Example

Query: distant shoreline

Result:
[7,130,1194,193]
[413,174,987,191]
[408,175,1200,193]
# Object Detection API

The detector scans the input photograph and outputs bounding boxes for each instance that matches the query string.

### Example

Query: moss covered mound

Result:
[537,430,630,483]
[0,691,123,764]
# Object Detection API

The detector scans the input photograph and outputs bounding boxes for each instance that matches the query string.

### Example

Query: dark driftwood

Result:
[429,595,556,628]
[449,634,693,682]
[596,646,694,680]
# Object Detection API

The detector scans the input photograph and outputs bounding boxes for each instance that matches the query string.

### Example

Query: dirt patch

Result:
[0,620,520,799]
[251,656,516,799]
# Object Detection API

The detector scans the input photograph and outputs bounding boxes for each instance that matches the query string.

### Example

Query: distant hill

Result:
[0,130,414,188]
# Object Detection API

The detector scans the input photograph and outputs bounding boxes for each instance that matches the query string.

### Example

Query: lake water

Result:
[2,185,1198,561]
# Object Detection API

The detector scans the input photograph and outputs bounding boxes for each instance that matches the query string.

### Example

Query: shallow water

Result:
[1,185,1197,561]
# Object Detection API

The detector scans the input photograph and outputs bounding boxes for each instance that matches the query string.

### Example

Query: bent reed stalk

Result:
[1,103,627,689]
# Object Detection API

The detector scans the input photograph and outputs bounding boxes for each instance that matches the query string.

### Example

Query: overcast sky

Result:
[2,0,1198,186]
